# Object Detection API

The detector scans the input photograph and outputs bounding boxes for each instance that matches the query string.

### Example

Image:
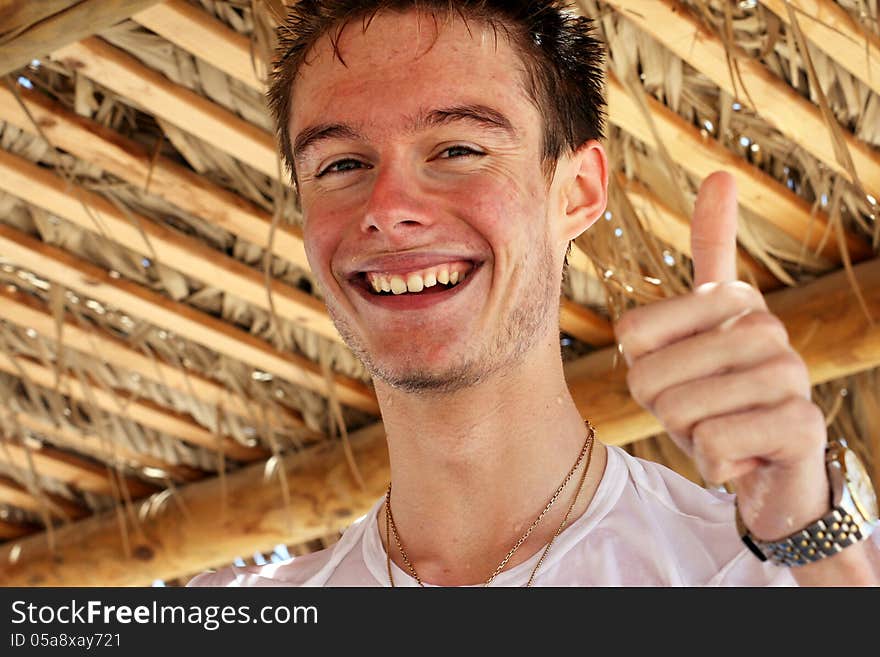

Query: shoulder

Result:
[601,446,794,585]
[186,498,385,587]
[185,547,336,587]
[608,445,733,522]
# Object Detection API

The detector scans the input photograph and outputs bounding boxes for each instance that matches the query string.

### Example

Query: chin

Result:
[372,338,532,395]
[353,335,483,392]
[375,361,488,395]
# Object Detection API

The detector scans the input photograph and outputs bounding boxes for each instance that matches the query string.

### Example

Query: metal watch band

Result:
[743,506,871,567]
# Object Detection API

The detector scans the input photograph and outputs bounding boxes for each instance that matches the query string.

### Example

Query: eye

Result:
[436,145,484,159]
[316,158,369,178]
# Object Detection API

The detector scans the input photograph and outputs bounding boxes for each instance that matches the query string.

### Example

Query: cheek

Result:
[302,212,343,286]
[462,176,536,248]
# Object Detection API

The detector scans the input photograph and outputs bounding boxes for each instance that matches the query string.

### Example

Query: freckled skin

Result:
[291,11,566,392]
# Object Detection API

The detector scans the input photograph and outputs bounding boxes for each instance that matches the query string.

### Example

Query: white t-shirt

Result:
[188,445,875,587]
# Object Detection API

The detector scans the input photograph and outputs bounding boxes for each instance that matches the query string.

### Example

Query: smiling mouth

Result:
[350,260,479,297]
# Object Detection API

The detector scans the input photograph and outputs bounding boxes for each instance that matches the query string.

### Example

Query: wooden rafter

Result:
[0,519,37,541]
[133,0,263,91]
[0,285,307,431]
[11,412,205,484]
[0,85,310,273]
[0,474,87,520]
[52,37,279,178]
[616,173,781,291]
[0,439,157,498]
[0,223,380,414]
[606,70,871,262]
[0,148,341,345]
[604,0,880,198]
[760,0,880,97]
[0,422,390,586]
[0,350,267,462]
[0,0,164,77]
[559,299,615,345]
[0,86,612,345]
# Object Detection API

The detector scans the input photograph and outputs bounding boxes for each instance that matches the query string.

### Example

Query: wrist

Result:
[734,455,829,544]
[736,439,879,570]
[789,539,879,586]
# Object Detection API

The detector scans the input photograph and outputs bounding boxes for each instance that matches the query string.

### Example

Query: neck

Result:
[375,336,606,586]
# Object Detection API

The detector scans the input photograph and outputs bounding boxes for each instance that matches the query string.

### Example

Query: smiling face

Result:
[291,10,582,393]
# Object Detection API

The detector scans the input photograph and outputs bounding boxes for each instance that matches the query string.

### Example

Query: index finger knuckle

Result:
[615,308,651,356]
[733,310,789,349]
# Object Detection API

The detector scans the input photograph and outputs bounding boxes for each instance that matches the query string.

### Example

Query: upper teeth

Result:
[366,262,473,295]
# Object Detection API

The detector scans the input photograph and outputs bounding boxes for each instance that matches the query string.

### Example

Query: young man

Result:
[189,0,879,586]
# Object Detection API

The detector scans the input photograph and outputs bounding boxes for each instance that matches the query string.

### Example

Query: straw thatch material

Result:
[0,0,877,584]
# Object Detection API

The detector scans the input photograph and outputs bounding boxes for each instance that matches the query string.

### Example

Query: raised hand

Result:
[615,171,829,542]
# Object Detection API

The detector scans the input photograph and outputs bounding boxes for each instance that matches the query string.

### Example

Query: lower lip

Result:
[350,266,481,311]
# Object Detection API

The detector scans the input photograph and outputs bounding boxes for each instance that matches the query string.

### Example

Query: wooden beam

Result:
[0,422,389,586]
[0,439,157,498]
[0,474,87,520]
[0,223,379,414]
[606,70,871,262]
[0,518,38,541]
[0,0,164,77]
[617,173,781,291]
[0,85,310,272]
[133,0,263,91]
[52,37,279,179]
[559,299,615,345]
[0,1,76,40]
[12,412,204,484]
[0,148,341,345]
[604,0,880,199]
[0,351,267,462]
[564,254,880,445]
[766,261,880,385]
[0,87,612,346]
[760,0,880,97]
[0,285,307,431]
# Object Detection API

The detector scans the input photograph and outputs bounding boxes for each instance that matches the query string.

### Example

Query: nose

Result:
[359,161,432,237]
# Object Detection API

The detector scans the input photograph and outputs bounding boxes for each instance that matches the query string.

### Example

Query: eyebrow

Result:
[416,104,517,136]
[291,104,517,166]
[293,123,365,165]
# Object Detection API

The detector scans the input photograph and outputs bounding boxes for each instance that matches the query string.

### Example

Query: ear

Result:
[551,139,609,246]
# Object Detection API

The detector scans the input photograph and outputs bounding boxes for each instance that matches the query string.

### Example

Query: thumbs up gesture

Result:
[614,172,830,544]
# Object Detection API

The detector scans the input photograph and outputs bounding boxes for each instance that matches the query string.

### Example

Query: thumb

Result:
[691,171,739,287]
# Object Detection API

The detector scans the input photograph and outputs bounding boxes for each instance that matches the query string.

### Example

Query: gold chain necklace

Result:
[384,421,596,587]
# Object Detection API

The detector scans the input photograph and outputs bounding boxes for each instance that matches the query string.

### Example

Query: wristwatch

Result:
[735,438,879,567]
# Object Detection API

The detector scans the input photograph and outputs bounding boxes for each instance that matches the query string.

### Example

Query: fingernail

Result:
[616,342,629,365]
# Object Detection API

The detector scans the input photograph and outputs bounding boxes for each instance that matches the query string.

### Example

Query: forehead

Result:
[290,10,536,136]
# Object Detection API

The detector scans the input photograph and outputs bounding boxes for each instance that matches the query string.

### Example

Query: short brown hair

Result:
[267,0,606,185]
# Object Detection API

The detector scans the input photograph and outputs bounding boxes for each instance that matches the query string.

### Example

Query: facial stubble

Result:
[324,228,560,395]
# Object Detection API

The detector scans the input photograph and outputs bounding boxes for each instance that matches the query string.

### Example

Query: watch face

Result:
[844,450,879,523]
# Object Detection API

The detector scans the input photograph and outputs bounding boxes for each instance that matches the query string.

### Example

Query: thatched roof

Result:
[0,0,878,585]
